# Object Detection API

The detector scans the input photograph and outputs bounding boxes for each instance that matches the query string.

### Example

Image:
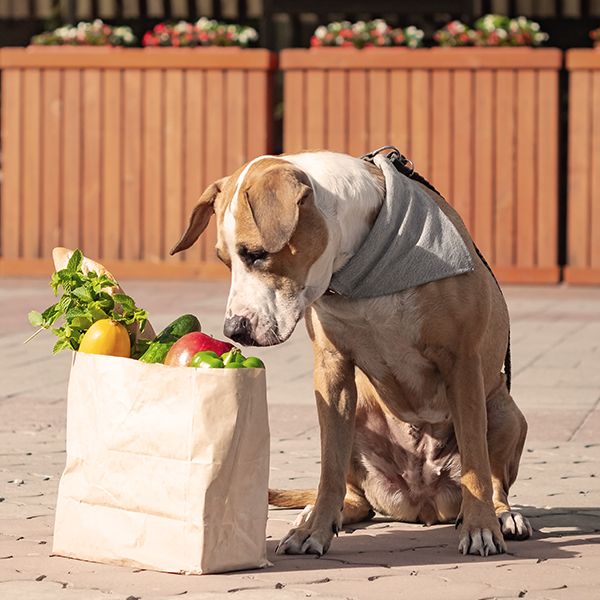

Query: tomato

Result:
[242,357,265,369]
[164,332,233,367]
[78,319,130,358]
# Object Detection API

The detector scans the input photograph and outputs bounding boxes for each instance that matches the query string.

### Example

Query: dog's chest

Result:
[317,296,451,425]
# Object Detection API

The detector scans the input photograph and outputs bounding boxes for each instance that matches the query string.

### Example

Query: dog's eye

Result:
[239,246,268,266]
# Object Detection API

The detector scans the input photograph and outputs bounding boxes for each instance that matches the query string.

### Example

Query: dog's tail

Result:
[269,488,317,508]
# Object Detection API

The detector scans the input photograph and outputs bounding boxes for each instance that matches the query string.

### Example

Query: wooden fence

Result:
[0,47,275,278]
[281,47,562,284]
[565,49,600,285]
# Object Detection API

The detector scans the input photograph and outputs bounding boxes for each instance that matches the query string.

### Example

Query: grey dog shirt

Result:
[328,154,474,299]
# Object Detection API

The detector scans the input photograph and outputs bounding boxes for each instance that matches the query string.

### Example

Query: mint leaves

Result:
[28,249,148,353]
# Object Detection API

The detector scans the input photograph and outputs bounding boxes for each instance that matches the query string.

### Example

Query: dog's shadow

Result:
[264,506,600,572]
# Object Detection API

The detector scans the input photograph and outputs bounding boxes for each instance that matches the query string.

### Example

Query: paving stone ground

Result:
[1,279,599,600]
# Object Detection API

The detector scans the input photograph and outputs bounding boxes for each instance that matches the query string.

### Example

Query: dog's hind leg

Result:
[486,381,533,541]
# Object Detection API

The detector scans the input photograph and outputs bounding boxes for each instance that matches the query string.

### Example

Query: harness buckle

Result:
[360,146,415,177]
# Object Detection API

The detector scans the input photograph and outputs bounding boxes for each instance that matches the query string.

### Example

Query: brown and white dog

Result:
[171,151,532,557]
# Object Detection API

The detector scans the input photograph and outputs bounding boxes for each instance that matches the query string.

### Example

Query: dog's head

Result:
[171,157,330,346]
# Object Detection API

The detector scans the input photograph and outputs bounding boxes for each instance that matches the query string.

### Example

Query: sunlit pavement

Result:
[1,279,599,599]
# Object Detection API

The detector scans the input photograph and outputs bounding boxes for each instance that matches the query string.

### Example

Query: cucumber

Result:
[138,314,201,363]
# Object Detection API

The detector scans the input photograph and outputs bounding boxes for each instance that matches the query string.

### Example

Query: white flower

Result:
[374,19,388,33]
[315,25,327,39]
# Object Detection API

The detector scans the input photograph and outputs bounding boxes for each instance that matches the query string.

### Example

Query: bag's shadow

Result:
[263,506,600,572]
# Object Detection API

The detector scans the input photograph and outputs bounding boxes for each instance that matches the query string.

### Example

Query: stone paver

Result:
[1,279,600,600]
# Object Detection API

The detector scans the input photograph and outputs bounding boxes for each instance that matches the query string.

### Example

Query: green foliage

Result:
[28,249,148,353]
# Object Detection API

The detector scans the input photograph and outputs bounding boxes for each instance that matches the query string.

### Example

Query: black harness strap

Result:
[360,147,512,393]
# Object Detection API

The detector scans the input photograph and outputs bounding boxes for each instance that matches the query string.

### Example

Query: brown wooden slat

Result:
[564,266,600,284]
[567,49,600,70]
[347,70,368,156]
[164,69,184,263]
[473,70,494,260]
[280,48,562,70]
[494,69,515,268]
[591,71,600,268]
[102,69,122,260]
[451,69,473,232]
[567,70,591,269]
[327,69,347,153]
[0,257,229,280]
[41,69,61,256]
[22,68,42,259]
[0,48,277,70]
[204,69,225,262]
[430,69,451,199]
[184,70,205,263]
[389,70,410,157]
[62,69,81,251]
[536,69,558,269]
[410,69,430,178]
[490,265,560,284]
[1,69,22,259]
[283,70,305,153]
[123,69,143,261]
[225,69,246,172]
[515,70,537,268]
[368,69,388,151]
[142,69,163,262]
[306,69,326,149]
[247,71,271,159]
[81,69,102,259]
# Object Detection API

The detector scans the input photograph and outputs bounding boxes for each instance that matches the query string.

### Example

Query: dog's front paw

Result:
[276,511,342,556]
[456,510,506,556]
[458,526,506,556]
[498,510,533,541]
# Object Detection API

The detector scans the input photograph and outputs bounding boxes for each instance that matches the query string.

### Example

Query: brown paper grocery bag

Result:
[52,352,270,574]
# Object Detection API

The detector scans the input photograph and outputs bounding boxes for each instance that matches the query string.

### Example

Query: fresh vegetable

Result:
[221,349,245,366]
[28,249,148,353]
[139,314,201,363]
[242,357,265,369]
[164,332,234,367]
[224,362,244,369]
[190,351,220,368]
[78,319,131,357]
[192,352,225,369]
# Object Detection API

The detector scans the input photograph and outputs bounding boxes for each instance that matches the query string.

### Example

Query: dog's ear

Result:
[170,177,227,255]
[239,167,312,254]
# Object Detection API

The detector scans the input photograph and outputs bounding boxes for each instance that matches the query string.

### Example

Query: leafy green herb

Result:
[28,249,149,353]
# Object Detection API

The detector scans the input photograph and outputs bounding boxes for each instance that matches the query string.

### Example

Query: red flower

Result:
[143,31,156,46]
[310,35,321,46]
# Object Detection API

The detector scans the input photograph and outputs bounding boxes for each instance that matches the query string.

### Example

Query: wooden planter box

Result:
[281,47,562,284]
[0,47,276,278]
[565,49,600,284]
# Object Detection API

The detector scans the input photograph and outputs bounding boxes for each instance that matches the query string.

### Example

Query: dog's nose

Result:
[223,315,254,346]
